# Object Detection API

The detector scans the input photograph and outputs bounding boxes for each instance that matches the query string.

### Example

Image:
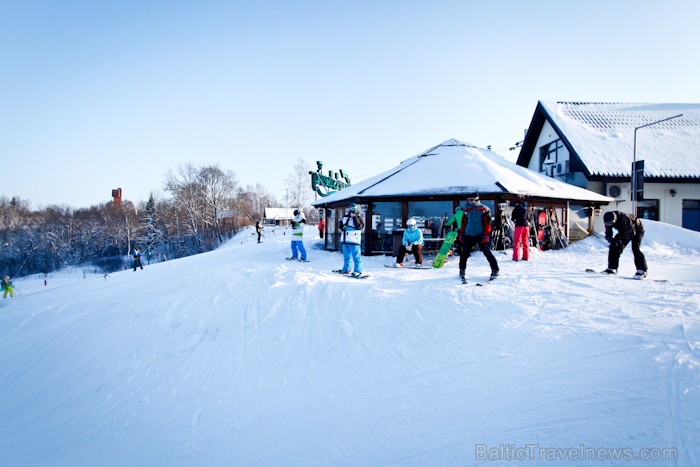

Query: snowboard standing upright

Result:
[432,231,459,268]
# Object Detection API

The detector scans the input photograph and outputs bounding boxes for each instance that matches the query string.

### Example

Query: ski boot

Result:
[603,268,618,275]
[634,269,648,280]
[490,270,500,281]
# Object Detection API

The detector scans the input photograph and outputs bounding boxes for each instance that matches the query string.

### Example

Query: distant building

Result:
[112,188,122,207]
[264,207,301,226]
[516,101,700,232]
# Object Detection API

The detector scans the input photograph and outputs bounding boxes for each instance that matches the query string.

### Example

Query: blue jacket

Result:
[402,227,424,246]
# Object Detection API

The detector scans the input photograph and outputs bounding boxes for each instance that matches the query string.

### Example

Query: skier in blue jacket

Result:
[395,218,424,267]
[337,203,365,276]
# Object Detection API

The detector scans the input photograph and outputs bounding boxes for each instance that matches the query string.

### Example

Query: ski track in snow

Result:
[0,224,699,466]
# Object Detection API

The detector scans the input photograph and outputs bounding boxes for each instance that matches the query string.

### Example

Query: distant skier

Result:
[2,275,14,298]
[256,221,262,243]
[133,246,144,271]
[458,195,499,282]
[510,200,531,261]
[288,209,307,261]
[395,218,424,267]
[318,217,326,239]
[603,211,647,278]
[337,203,364,276]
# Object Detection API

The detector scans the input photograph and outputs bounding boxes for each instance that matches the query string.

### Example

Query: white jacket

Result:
[291,214,305,240]
[341,213,363,245]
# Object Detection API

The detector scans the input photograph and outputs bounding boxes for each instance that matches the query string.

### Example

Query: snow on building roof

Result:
[264,207,298,220]
[538,101,700,178]
[313,139,611,206]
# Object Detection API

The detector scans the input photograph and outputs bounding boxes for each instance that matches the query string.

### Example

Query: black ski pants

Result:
[458,235,499,272]
[608,232,647,272]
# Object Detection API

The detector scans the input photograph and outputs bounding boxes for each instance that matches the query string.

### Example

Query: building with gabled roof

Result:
[264,207,300,226]
[516,101,700,231]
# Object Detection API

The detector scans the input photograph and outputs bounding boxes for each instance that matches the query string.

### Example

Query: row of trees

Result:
[1,160,315,278]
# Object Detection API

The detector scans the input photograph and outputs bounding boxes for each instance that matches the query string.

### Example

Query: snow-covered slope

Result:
[1,223,699,466]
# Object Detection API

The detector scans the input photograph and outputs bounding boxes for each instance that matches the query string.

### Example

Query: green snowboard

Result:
[432,231,459,268]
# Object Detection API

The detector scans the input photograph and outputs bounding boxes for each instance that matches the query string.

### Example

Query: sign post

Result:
[632,114,683,215]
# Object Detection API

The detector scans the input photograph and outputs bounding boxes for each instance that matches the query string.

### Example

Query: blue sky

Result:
[2,0,699,208]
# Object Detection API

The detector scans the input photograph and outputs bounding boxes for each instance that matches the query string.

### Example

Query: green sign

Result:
[310,161,351,197]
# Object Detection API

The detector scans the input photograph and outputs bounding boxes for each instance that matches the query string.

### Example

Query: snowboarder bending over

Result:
[511,200,531,261]
[2,275,14,298]
[288,209,307,261]
[338,203,364,276]
[396,218,424,267]
[133,246,144,271]
[458,195,499,282]
[603,211,647,278]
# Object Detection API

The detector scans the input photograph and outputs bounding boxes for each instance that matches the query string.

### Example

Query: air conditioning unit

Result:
[555,163,565,175]
[606,184,623,199]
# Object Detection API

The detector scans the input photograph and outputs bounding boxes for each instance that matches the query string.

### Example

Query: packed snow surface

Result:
[1,221,699,466]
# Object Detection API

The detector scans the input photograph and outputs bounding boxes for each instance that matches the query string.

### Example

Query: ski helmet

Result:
[603,211,617,226]
[406,218,417,229]
[349,203,358,214]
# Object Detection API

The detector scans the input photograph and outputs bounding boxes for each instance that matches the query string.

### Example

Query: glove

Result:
[481,234,490,245]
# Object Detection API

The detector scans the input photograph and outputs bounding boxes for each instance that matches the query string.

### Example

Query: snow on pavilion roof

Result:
[314,139,611,206]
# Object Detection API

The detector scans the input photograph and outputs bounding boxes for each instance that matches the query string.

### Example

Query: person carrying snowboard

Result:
[603,211,647,278]
[337,203,364,276]
[510,200,531,261]
[288,209,307,261]
[457,195,499,282]
[395,218,424,267]
[2,275,14,298]
[133,246,144,271]
[445,205,465,231]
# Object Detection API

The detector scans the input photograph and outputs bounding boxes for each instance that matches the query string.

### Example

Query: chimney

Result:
[111,188,122,207]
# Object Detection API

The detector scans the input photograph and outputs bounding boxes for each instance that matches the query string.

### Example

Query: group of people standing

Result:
[280,200,648,281]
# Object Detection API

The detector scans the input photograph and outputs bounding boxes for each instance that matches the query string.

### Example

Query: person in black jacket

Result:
[603,211,647,278]
[510,201,531,261]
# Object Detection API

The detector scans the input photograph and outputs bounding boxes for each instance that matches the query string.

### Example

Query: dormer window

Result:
[539,140,567,177]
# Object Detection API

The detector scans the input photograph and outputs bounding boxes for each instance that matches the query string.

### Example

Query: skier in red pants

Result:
[511,200,531,261]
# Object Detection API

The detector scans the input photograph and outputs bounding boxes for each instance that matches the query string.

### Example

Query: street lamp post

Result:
[632,114,683,214]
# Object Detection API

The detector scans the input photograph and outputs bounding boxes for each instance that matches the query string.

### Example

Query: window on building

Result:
[682,199,700,232]
[636,199,658,221]
[370,202,402,254]
[539,140,566,177]
[407,200,454,236]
